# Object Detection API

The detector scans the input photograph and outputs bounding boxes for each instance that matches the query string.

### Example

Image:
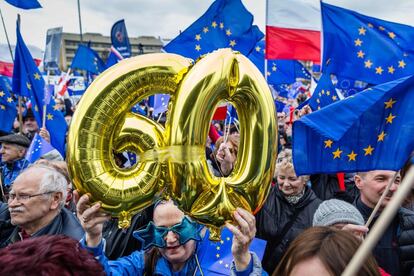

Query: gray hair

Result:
[24,164,68,209]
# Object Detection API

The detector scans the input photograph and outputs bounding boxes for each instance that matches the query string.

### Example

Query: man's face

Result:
[355,170,400,209]
[0,143,25,163]
[8,170,59,230]
[23,117,38,133]
[154,202,196,270]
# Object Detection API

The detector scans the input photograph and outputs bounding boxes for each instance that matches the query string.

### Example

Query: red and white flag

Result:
[57,69,71,96]
[266,0,321,62]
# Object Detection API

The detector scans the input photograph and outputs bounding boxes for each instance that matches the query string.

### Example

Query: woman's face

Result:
[277,167,306,196]
[154,202,196,271]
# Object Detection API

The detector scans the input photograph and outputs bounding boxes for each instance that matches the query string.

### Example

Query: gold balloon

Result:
[166,49,278,240]
[67,49,277,238]
[66,53,192,228]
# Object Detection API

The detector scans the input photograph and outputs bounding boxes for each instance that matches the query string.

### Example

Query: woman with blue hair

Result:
[76,194,265,275]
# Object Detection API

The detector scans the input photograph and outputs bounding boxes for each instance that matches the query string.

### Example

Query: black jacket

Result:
[355,197,414,276]
[102,205,153,260]
[310,173,359,203]
[256,186,322,273]
[0,207,84,248]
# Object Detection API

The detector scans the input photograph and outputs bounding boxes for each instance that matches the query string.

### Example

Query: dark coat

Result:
[102,205,153,260]
[255,186,322,273]
[0,207,84,248]
[310,173,359,203]
[355,197,414,276]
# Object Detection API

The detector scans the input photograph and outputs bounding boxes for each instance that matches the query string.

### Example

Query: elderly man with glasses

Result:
[0,164,83,248]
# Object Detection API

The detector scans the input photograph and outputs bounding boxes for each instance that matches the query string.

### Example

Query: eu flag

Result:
[25,133,55,163]
[13,23,67,156]
[0,76,16,133]
[321,3,414,84]
[197,227,266,275]
[152,94,170,116]
[5,0,41,9]
[163,0,263,60]
[293,75,414,175]
[71,45,106,74]
[307,72,340,111]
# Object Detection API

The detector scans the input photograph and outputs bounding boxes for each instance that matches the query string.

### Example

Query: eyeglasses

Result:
[6,191,54,202]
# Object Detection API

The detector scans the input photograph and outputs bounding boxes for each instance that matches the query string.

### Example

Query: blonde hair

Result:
[275,149,309,182]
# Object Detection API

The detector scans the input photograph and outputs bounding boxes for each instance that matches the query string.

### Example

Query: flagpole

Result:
[0,8,13,61]
[77,0,83,43]
[42,71,50,128]
[16,15,24,134]
[342,165,414,276]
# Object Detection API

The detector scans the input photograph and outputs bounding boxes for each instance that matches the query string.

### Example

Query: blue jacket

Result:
[0,158,29,189]
[81,236,266,276]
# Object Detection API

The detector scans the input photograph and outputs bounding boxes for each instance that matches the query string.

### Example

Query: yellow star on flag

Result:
[47,113,54,120]
[272,65,277,72]
[266,71,271,76]
[347,151,357,161]
[388,32,396,39]
[354,38,363,46]
[377,131,386,142]
[6,97,13,103]
[0,91,4,97]
[363,145,374,156]
[229,40,236,47]
[385,113,396,124]
[211,21,217,28]
[324,140,333,148]
[358,27,366,35]
[375,66,383,74]
[195,34,201,41]
[53,104,60,111]
[357,50,365,58]
[33,72,41,80]
[367,23,374,28]
[388,66,395,74]
[378,26,385,31]
[332,148,343,159]
[326,91,331,96]
[195,45,201,51]
[203,27,209,33]
[332,95,337,101]
[0,105,5,110]
[26,82,32,90]
[384,98,396,109]
[219,22,224,29]
[321,90,325,95]
[364,60,373,68]
[398,60,406,68]
[255,46,261,52]
[216,254,220,258]
[226,29,232,36]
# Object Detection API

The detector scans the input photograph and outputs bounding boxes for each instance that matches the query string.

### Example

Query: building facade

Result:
[60,32,164,70]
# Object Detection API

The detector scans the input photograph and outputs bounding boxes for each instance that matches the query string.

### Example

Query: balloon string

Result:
[132,145,206,164]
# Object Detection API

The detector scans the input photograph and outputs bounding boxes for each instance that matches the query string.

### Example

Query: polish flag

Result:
[266,0,321,62]
[57,69,71,96]
[212,104,228,121]
[0,61,14,77]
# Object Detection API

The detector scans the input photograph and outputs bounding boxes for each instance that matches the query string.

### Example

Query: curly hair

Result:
[0,235,105,275]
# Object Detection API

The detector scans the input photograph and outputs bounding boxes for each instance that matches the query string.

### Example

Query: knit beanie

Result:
[312,199,365,227]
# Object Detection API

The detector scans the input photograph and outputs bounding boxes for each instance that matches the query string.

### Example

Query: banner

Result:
[43,27,63,71]
[111,20,131,58]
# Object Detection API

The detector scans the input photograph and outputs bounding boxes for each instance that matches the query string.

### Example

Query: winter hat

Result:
[313,199,365,227]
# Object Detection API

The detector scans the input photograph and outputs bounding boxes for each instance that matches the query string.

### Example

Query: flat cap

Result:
[0,133,31,148]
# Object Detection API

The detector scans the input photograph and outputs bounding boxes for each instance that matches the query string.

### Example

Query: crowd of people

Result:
[0,90,413,275]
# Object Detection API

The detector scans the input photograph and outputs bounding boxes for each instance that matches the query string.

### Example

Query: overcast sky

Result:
[1,0,414,60]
